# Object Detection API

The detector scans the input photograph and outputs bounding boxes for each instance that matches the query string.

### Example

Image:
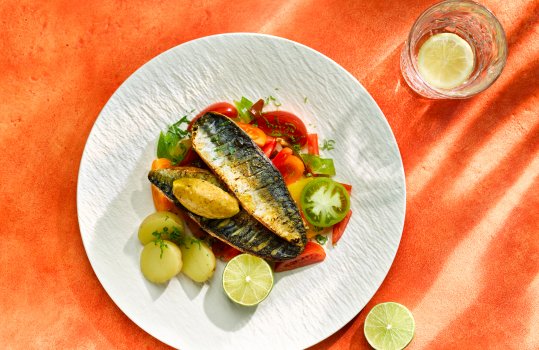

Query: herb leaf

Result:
[321,139,335,151]
[157,116,191,164]
[152,236,169,259]
[168,116,190,138]
[265,95,282,107]
[151,226,200,258]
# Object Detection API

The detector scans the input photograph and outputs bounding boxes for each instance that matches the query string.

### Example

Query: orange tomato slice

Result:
[236,122,267,147]
[150,158,176,211]
[151,158,172,170]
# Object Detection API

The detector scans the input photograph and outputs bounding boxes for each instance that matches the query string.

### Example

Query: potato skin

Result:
[172,178,239,219]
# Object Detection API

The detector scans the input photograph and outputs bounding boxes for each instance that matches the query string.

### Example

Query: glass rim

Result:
[404,0,508,98]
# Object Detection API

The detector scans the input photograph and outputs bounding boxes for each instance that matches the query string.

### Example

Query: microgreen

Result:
[321,139,335,151]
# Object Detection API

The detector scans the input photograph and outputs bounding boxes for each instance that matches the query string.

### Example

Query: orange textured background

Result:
[1,0,537,349]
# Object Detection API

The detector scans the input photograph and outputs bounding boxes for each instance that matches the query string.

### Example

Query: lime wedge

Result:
[364,302,415,350]
[418,32,474,89]
[222,254,273,306]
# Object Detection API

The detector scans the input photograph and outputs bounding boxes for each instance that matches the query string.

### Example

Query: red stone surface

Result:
[1,1,537,349]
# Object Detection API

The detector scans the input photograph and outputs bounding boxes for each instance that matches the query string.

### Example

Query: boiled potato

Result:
[180,239,216,283]
[138,211,184,245]
[172,178,239,219]
[140,240,183,284]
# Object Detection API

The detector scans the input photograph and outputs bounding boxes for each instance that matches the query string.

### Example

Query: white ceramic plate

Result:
[77,33,405,350]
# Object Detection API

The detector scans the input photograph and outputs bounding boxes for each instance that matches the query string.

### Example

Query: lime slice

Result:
[418,32,474,89]
[364,302,415,350]
[222,254,273,306]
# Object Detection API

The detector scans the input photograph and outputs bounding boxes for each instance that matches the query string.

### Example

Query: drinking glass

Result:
[400,0,507,99]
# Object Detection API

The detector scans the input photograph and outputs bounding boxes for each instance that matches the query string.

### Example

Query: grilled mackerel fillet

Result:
[191,112,307,247]
[148,167,303,261]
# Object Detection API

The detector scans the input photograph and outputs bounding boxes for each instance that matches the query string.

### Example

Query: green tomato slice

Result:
[300,178,350,228]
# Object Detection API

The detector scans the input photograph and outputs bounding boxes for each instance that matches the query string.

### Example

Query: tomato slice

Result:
[339,183,352,196]
[300,178,350,227]
[249,98,265,119]
[332,210,352,245]
[272,148,305,184]
[274,241,326,272]
[188,102,238,130]
[151,185,176,212]
[279,155,305,185]
[235,122,267,147]
[178,147,201,166]
[151,158,172,170]
[307,133,319,155]
[271,147,293,167]
[211,240,242,262]
[255,111,308,146]
[261,136,277,158]
[150,158,176,211]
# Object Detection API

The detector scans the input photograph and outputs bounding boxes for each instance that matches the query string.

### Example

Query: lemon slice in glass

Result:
[418,32,475,90]
[364,302,415,350]
[222,254,273,306]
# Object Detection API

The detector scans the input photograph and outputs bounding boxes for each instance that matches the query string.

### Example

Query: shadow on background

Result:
[424,184,539,348]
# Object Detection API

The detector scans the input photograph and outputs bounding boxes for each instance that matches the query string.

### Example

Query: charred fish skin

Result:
[148,168,303,261]
[191,112,307,247]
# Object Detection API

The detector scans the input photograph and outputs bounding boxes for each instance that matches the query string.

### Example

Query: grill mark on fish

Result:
[230,159,268,178]
[191,112,307,247]
[148,168,303,261]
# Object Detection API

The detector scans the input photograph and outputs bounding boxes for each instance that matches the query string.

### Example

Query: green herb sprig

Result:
[151,226,183,258]
[265,95,282,107]
[157,116,191,164]
[321,139,335,151]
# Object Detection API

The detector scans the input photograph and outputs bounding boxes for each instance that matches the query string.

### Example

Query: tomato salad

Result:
[149,97,353,273]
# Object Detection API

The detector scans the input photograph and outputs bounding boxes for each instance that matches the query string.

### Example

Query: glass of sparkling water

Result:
[400,0,507,99]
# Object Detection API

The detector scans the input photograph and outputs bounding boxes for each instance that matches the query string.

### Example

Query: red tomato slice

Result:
[255,111,308,146]
[177,147,199,166]
[332,210,352,245]
[211,240,242,262]
[188,102,238,130]
[307,133,319,155]
[262,136,277,158]
[249,99,265,119]
[274,241,326,272]
[339,183,352,196]
[271,147,294,168]
[271,147,293,167]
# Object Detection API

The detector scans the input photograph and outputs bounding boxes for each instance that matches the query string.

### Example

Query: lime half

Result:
[222,254,273,306]
[418,32,474,89]
[364,302,415,350]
